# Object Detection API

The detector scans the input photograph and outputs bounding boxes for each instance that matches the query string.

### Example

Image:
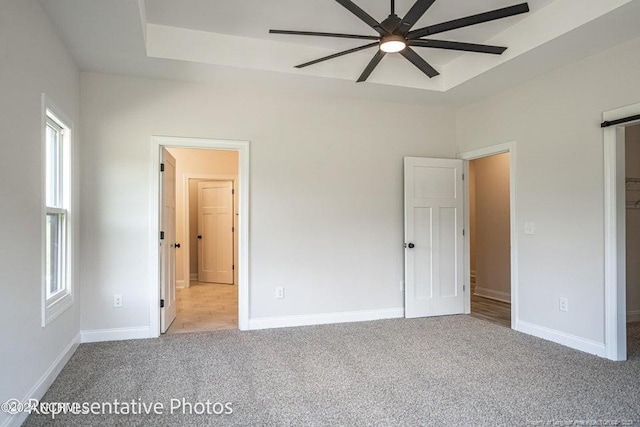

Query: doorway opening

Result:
[603,103,640,361]
[624,124,640,358]
[149,136,250,337]
[459,142,517,330]
[165,148,239,334]
[468,153,511,327]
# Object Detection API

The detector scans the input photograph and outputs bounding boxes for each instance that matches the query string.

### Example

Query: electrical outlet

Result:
[114,294,123,308]
[524,222,535,235]
[275,287,284,299]
[559,297,568,312]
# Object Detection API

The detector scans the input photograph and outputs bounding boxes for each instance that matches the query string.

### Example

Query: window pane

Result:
[46,122,61,207]
[43,107,71,324]
[46,213,64,296]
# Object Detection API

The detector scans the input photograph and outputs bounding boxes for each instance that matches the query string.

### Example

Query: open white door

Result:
[160,148,177,333]
[197,181,234,284]
[404,157,465,318]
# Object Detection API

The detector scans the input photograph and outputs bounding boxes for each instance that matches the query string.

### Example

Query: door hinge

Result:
[462,173,465,181]
[462,229,465,236]
[232,226,234,232]
[232,264,235,271]
[463,284,466,292]
[160,299,165,308]
[232,189,235,195]
[160,231,165,240]
[160,163,165,172]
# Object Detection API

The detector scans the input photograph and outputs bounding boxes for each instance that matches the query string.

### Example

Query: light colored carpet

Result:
[25,317,640,426]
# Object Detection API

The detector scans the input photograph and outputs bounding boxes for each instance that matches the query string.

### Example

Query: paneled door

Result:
[198,181,234,284]
[404,157,465,318]
[160,148,177,333]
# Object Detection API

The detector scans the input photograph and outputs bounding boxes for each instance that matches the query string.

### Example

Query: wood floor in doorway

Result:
[470,279,511,327]
[166,281,237,334]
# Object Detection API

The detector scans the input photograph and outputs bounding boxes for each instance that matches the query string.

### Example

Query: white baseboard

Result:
[249,307,404,330]
[176,279,186,288]
[81,326,151,343]
[628,310,640,323]
[190,273,198,280]
[474,286,510,303]
[516,320,606,357]
[1,332,80,427]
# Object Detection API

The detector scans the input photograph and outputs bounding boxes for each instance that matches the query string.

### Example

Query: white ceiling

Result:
[144,0,554,66]
[39,0,640,105]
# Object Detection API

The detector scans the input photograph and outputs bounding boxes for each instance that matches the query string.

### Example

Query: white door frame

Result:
[149,136,250,335]
[603,102,640,361]
[182,174,237,288]
[458,141,518,329]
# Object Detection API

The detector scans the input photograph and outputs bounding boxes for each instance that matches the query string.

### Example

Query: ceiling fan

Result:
[270,0,529,82]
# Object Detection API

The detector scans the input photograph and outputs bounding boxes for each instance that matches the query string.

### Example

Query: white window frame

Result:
[42,94,74,326]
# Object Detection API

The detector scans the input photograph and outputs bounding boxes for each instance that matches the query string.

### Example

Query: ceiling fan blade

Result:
[410,39,507,54]
[270,30,379,41]
[335,0,390,36]
[357,50,386,82]
[408,3,529,39]
[295,42,379,68]
[400,47,439,78]
[397,0,436,34]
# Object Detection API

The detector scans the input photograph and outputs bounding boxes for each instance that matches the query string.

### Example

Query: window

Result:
[43,96,73,325]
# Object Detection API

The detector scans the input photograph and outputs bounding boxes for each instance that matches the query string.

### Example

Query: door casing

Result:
[603,101,640,361]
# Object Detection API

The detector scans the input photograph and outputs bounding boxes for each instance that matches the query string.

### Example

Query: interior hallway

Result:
[166,281,238,334]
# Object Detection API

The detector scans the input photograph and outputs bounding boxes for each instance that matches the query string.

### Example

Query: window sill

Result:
[43,292,73,327]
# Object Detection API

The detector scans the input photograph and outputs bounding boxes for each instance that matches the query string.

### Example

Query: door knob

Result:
[197,235,202,239]
[175,243,181,248]
[406,243,415,249]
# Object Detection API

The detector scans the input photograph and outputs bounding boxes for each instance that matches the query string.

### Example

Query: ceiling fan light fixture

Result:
[380,35,407,53]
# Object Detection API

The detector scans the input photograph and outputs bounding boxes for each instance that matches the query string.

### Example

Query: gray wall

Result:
[79,72,457,331]
[456,36,640,344]
[0,0,81,423]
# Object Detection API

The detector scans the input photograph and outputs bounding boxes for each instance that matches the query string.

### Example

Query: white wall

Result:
[626,124,640,321]
[470,153,511,302]
[0,0,80,425]
[79,72,456,332]
[456,36,640,345]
